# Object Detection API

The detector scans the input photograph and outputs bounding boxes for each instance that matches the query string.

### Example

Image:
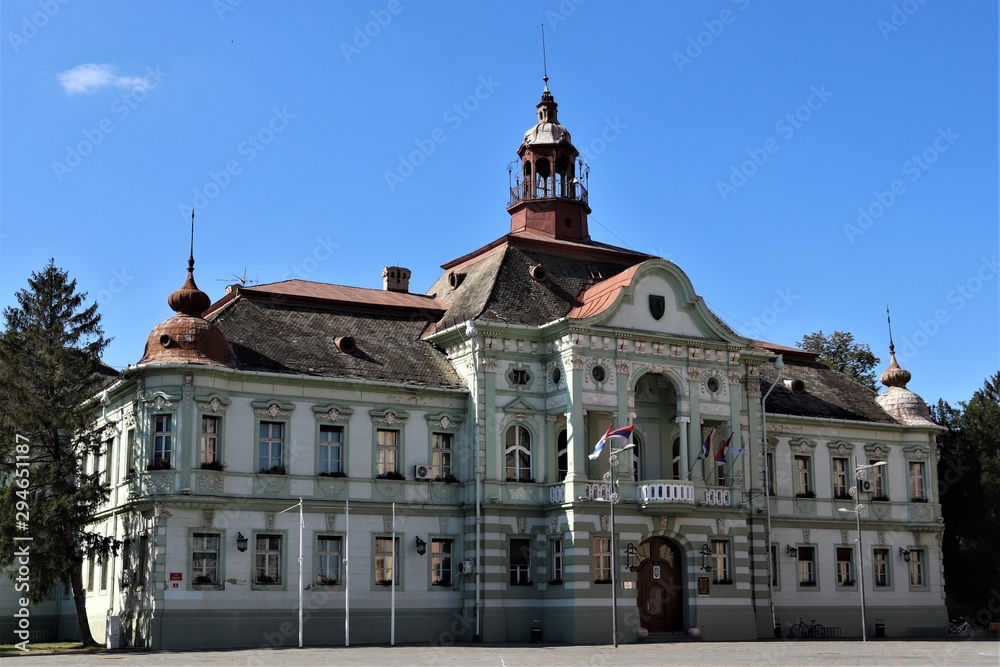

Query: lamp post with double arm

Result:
[837,457,886,642]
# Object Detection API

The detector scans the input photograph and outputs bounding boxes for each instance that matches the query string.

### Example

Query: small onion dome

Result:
[876,343,933,426]
[167,258,211,316]
[880,347,912,389]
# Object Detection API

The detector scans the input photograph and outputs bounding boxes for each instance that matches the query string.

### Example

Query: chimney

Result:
[382,266,411,293]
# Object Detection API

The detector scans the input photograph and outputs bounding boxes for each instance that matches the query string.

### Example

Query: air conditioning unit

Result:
[414,465,436,481]
[857,478,874,493]
[458,560,475,575]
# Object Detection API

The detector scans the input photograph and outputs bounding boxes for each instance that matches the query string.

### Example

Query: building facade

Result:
[44,83,948,649]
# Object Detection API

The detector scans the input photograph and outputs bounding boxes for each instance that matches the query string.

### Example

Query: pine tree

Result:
[0,260,117,646]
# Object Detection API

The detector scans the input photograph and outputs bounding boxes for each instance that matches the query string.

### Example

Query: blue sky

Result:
[1,0,996,407]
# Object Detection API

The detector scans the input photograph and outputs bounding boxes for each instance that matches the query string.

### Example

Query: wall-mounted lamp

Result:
[415,537,427,556]
[786,545,798,558]
[625,543,637,572]
[699,544,713,572]
[236,532,248,553]
[898,547,911,563]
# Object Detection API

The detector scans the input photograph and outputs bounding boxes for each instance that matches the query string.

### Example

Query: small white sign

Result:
[653,565,661,579]
[623,581,634,589]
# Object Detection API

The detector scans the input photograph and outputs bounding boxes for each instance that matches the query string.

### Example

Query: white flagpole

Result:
[345,499,350,647]
[298,498,303,649]
[391,501,396,646]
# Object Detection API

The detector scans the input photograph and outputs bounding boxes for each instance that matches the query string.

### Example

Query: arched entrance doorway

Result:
[636,537,683,633]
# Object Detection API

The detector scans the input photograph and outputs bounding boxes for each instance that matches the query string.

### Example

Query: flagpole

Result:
[345,499,350,647]
[391,501,396,646]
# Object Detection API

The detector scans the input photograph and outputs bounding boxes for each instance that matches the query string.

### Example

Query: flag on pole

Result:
[589,425,614,460]
[607,425,634,442]
[733,435,749,457]
[696,427,715,461]
[715,433,733,466]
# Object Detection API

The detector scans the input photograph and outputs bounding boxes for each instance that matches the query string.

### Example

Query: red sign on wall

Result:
[169,572,182,581]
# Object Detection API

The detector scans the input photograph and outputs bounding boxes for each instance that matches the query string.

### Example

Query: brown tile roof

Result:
[565,262,646,319]
[763,358,896,424]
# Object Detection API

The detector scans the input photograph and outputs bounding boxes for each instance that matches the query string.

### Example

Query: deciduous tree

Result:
[798,330,880,390]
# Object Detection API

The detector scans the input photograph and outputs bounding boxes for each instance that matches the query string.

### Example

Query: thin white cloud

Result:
[58,63,150,95]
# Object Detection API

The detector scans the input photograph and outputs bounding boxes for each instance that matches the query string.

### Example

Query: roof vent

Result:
[529,264,547,282]
[335,336,356,354]
[784,379,806,394]
[382,266,411,293]
[448,271,466,289]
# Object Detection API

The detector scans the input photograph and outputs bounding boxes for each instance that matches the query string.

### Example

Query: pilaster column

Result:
[676,417,690,481]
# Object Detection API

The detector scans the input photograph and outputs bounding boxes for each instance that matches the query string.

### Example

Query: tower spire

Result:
[541,23,549,90]
[880,305,911,388]
[167,209,211,317]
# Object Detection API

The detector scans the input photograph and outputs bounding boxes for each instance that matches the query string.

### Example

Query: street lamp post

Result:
[838,457,886,642]
[599,441,634,648]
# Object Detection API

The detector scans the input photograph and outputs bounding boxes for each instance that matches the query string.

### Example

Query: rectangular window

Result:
[376,429,398,476]
[255,534,282,585]
[200,416,220,465]
[550,538,563,583]
[712,540,731,583]
[794,455,812,496]
[765,452,776,495]
[152,414,172,467]
[258,422,284,473]
[770,544,779,588]
[873,547,890,587]
[832,457,849,498]
[909,462,926,501]
[909,549,925,586]
[870,459,887,498]
[431,538,453,586]
[138,535,149,586]
[375,536,398,585]
[836,546,854,585]
[99,557,108,591]
[316,536,342,585]
[319,425,343,475]
[593,537,611,582]
[192,533,220,585]
[797,546,816,586]
[126,427,135,475]
[102,438,113,485]
[509,538,531,586]
[86,559,95,591]
[432,432,453,476]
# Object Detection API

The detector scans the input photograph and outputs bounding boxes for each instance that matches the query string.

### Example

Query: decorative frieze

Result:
[370,407,409,425]
[251,399,295,419]
[202,510,214,528]
[145,392,179,411]
[265,512,275,530]
[313,404,354,423]
[196,394,231,414]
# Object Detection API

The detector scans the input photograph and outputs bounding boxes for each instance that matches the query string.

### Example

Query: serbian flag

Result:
[715,433,733,466]
[589,425,614,460]
[607,425,635,442]
[696,427,715,461]
[733,435,749,457]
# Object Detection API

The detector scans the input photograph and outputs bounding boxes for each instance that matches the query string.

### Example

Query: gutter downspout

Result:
[465,321,483,642]
[761,354,783,637]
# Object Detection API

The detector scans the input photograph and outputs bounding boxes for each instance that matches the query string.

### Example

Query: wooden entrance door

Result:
[636,537,683,632]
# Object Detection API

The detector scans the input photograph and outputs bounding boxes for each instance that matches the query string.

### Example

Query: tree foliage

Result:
[932,372,1000,620]
[0,260,117,645]
[797,330,880,390]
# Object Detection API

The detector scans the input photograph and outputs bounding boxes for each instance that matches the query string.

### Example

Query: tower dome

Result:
[875,341,934,426]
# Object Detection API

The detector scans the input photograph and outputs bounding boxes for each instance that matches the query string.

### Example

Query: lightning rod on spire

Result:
[886,305,895,353]
[541,23,549,88]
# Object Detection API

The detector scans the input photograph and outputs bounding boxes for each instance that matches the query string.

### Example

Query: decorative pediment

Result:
[789,438,817,454]
[369,407,409,425]
[425,412,463,431]
[826,441,855,456]
[195,394,231,414]
[502,397,538,416]
[865,443,891,460]
[251,399,295,419]
[144,392,180,411]
[313,404,354,423]
[903,446,930,461]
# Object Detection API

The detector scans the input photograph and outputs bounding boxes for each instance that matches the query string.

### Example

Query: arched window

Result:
[505,425,532,482]
[557,429,568,481]
[630,431,642,481]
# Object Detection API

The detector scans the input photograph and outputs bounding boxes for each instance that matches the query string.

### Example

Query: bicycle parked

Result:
[789,618,825,638]
[944,616,975,638]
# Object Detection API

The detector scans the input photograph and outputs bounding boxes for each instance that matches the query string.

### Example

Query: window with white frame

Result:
[86,559,95,591]
[152,414,172,468]
[793,455,812,496]
[192,532,220,585]
[869,459,887,498]
[431,538,452,586]
[126,427,135,475]
[797,546,816,586]
[432,432,453,476]
[909,462,926,501]
[505,425,532,482]
[836,546,855,585]
[873,547,890,587]
[258,422,284,473]
[550,538,563,583]
[711,540,731,583]
[909,549,926,586]
[255,534,282,585]
[376,429,398,476]
[102,438,113,485]
[765,452,776,495]
[319,425,343,475]
[99,557,108,591]
[509,538,531,586]
[375,536,398,585]
[316,535,342,585]
[593,537,611,582]
[200,416,220,466]
[832,457,849,498]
